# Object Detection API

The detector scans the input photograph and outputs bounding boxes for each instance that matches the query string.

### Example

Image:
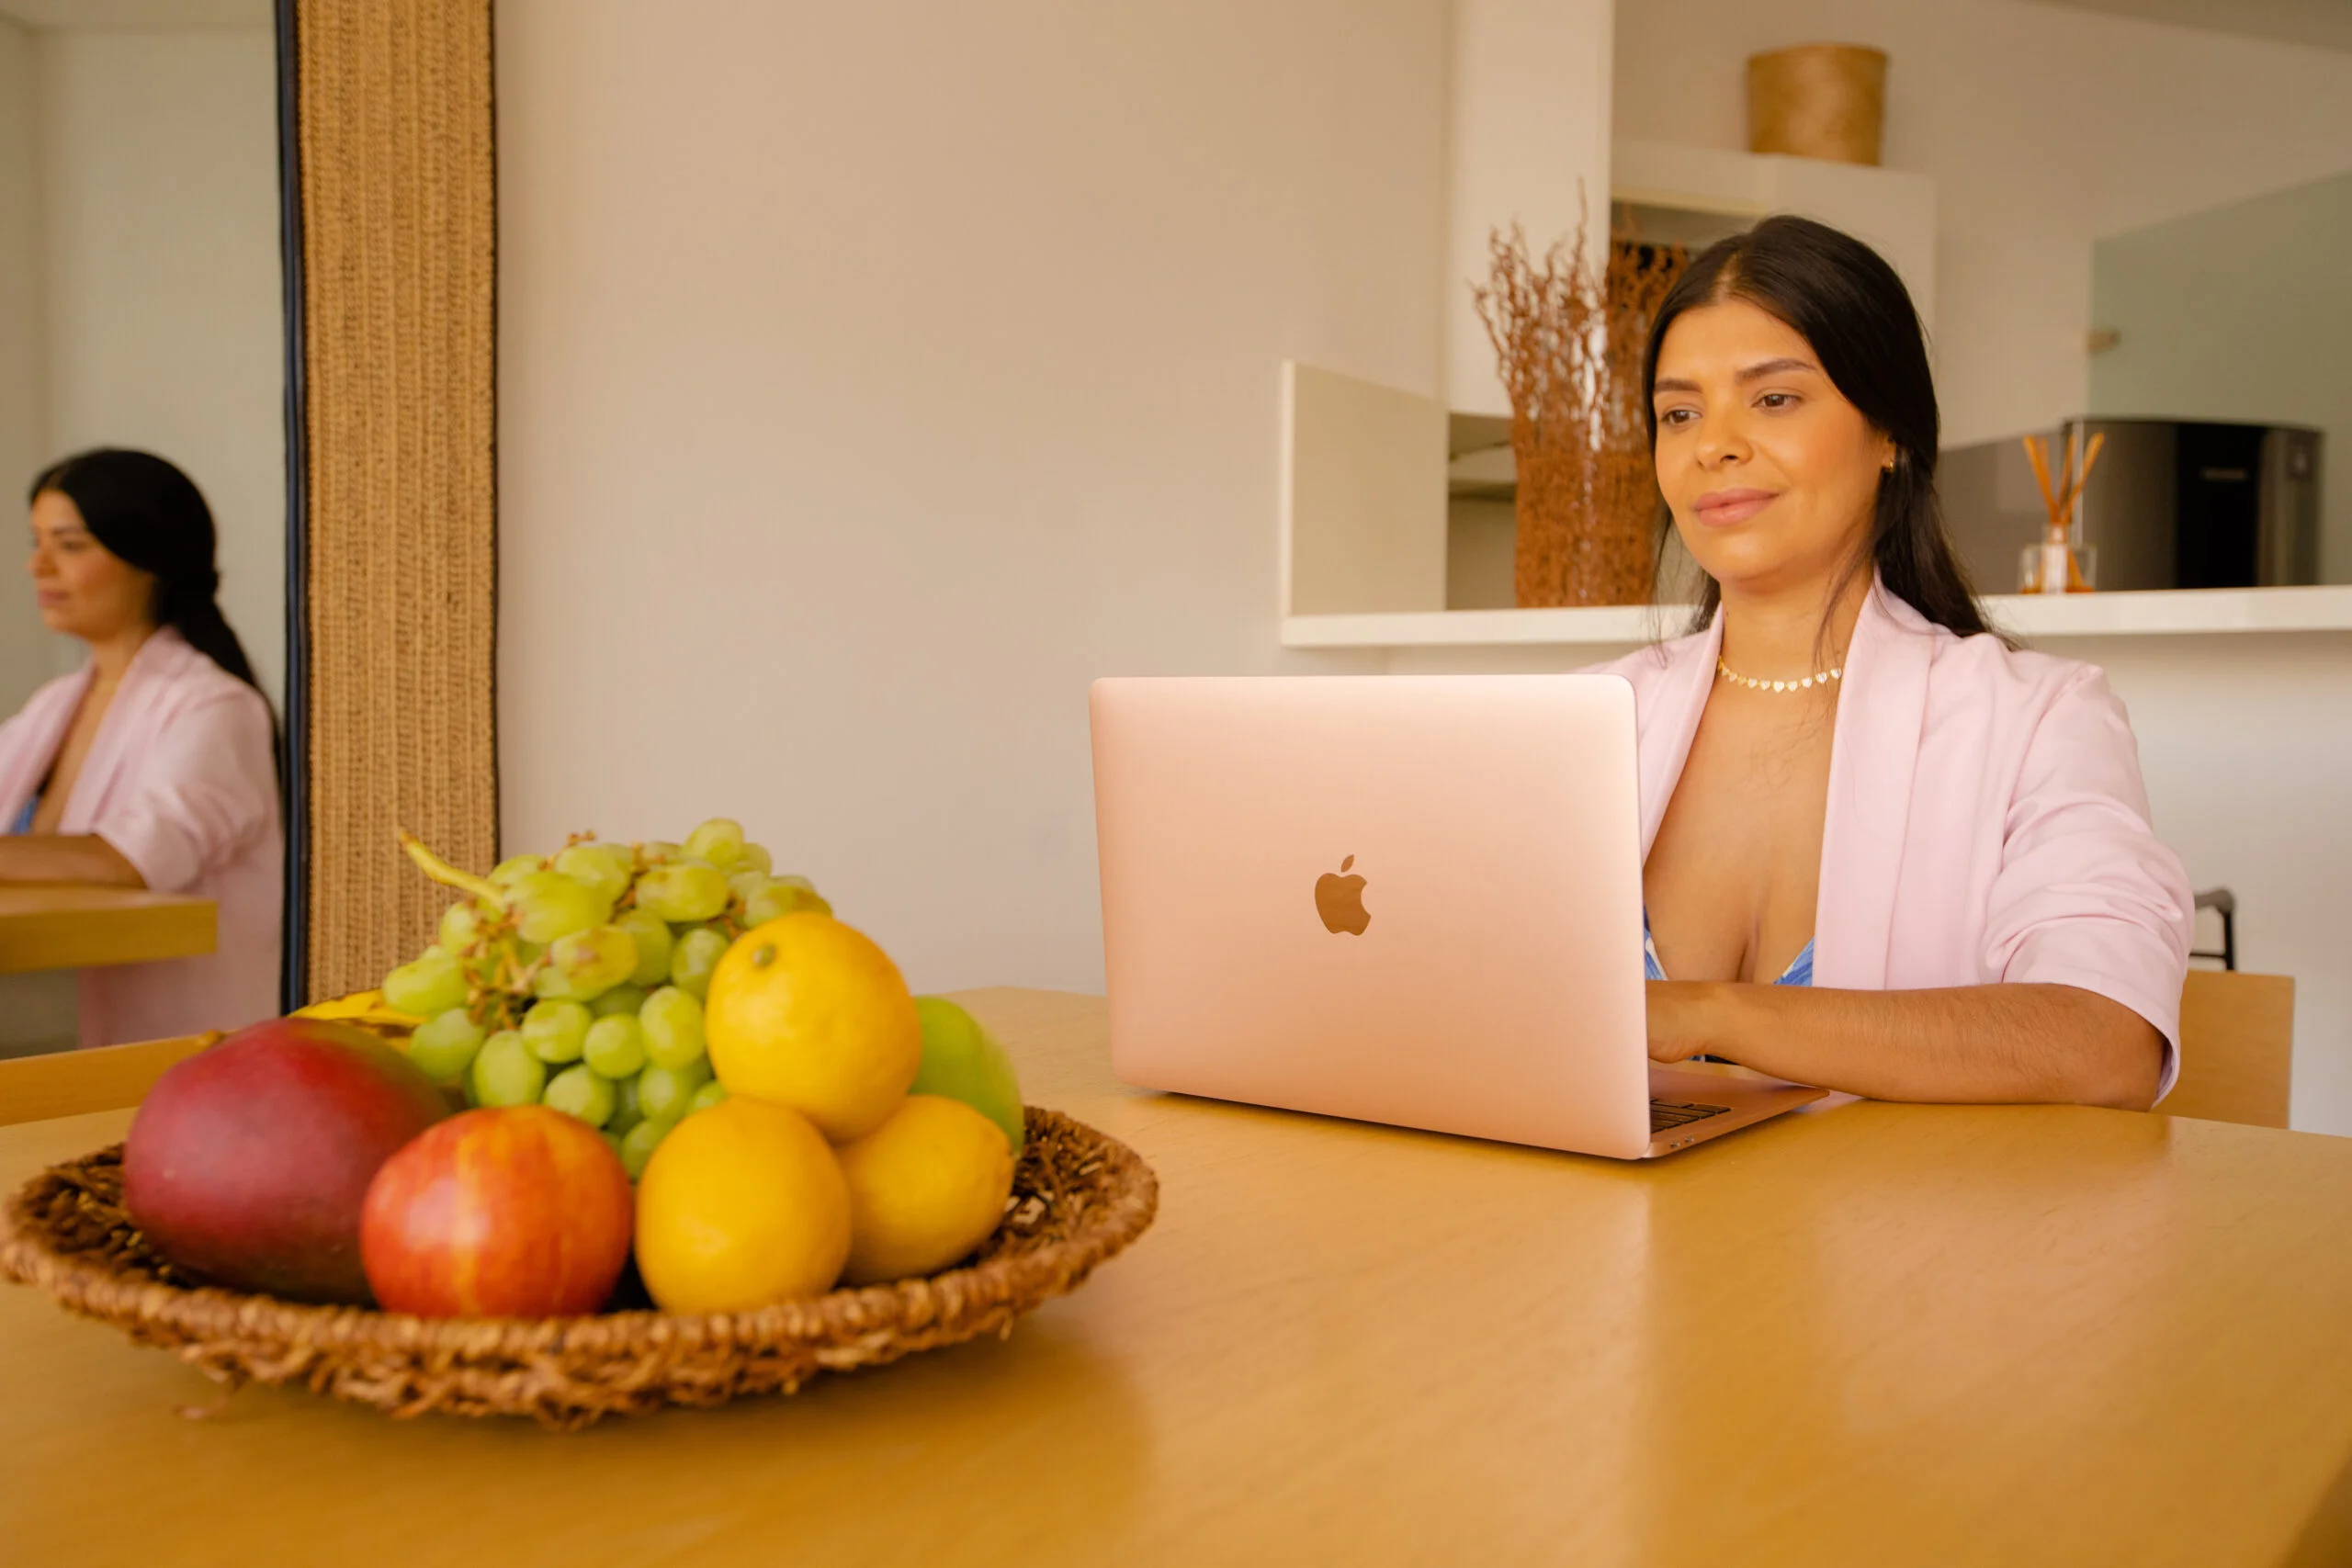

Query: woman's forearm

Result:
[0,833,145,886]
[1647,980,2166,1111]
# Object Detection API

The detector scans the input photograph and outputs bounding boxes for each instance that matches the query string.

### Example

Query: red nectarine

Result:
[360,1105,634,1318]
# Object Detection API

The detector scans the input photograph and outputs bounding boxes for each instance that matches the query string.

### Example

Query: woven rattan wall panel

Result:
[296,0,496,1002]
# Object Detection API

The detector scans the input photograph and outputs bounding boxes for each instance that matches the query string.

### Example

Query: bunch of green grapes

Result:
[380,818,831,1178]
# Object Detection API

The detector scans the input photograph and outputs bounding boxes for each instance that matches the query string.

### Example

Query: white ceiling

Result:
[2024,0,2352,52]
[0,0,269,28]
[5,0,2341,50]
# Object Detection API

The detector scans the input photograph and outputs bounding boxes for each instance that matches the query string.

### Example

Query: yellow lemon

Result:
[836,1094,1016,1286]
[704,914,921,1143]
[634,1097,850,1313]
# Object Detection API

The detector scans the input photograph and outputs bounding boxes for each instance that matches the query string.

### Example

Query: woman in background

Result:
[1610,217,2190,1109]
[0,449,281,1045]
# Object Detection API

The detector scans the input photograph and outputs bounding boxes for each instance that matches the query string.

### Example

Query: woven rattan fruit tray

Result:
[0,1105,1155,1428]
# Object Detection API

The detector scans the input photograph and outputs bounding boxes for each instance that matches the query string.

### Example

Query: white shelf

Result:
[1286,604,1662,648]
[1283,587,2352,649]
[1984,586,2352,637]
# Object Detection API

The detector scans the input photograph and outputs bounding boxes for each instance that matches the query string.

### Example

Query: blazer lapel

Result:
[1637,611,1724,859]
[1814,581,1934,989]
[0,671,89,829]
[59,630,195,835]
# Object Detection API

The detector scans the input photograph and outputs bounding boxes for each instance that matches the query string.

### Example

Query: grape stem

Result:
[480,910,531,1029]
[397,831,539,1030]
[398,830,502,904]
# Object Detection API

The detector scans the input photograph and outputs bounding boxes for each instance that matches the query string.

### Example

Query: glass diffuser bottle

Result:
[2018,428,2102,594]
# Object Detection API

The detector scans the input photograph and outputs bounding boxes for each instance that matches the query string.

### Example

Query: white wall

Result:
[36,27,285,710]
[0,17,49,717]
[1611,0,2352,448]
[0,16,74,1059]
[0,17,69,1060]
[1445,0,1614,415]
[2087,171,2352,581]
[2086,635,2352,1134]
[496,0,1433,994]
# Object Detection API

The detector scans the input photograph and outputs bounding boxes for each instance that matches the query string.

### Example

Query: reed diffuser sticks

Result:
[2019,427,2105,593]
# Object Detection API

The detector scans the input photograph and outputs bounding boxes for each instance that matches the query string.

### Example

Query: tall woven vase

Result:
[1513,423,1652,608]
[1477,228,1686,608]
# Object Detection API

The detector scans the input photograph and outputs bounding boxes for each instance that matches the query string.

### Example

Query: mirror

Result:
[0,0,290,1056]
[1944,169,2345,593]
[2083,172,2343,583]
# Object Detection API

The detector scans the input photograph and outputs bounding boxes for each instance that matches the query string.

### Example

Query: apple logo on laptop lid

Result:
[1315,855,1370,936]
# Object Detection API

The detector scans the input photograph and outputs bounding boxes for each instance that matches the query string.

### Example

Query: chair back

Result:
[0,1033,217,1128]
[2165,971,2294,1129]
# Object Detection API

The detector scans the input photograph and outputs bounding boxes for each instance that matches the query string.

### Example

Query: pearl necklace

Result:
[1717,656,1842,694]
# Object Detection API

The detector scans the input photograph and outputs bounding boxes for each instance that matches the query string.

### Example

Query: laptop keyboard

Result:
[1650,1100,1731,1134]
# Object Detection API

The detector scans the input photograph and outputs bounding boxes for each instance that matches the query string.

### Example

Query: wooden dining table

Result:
[0,881,214,975]
[4,987,2350,1566]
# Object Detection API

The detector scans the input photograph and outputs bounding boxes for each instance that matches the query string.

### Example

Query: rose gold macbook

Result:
[1088,674,1826,1159]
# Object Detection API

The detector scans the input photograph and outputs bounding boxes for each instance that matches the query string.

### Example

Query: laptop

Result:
[1088,673,1826,1159]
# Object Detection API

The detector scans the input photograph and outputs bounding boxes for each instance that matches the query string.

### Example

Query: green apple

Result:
[910,997,1024,1156]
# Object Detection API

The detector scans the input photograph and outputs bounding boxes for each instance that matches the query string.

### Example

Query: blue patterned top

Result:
[7,795,34,836]
[1644,910,1815,987]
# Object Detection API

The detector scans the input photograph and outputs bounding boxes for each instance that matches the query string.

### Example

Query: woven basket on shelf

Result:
[0,1106,1154,1429]
[1747,43,1888,166]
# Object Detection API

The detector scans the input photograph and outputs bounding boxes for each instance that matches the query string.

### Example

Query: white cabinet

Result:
[1611,139,1938,333]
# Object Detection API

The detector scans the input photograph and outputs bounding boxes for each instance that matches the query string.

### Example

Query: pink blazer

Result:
[0,629,283,1047]
[1591,581,2193,1100]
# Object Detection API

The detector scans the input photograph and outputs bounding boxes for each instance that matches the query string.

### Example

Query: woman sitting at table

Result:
[0,449,281,1046]
[1615,216,2190,1111]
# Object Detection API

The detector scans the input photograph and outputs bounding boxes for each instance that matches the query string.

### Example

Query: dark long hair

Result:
[29,448,269,692]
[1642,215,1995,642]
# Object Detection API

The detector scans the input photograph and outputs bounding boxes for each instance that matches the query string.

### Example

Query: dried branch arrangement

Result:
[1474,216,1687,606]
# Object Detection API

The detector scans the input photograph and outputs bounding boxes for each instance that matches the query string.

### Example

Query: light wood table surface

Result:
[0,882,214,975]
[4,987,2350,1566]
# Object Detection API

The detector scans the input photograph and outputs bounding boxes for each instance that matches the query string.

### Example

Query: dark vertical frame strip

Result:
[273,0,310,1011]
